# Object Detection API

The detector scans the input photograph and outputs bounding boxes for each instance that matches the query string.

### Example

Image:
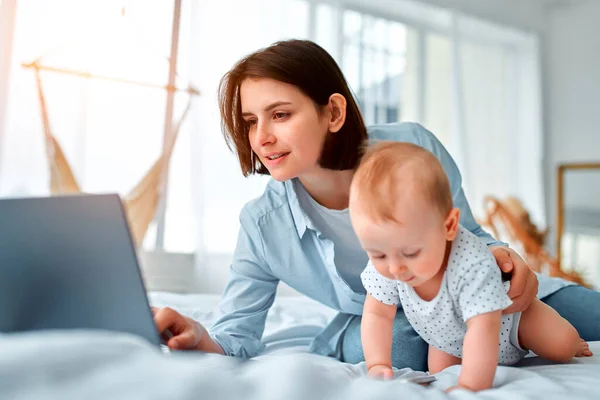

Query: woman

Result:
[153,39,599,371]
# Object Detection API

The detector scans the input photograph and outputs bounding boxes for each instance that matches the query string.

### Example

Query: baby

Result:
[349,141,592,392]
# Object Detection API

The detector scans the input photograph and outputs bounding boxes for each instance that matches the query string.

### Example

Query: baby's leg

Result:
[428,344,461,374]
[518,298,591,362]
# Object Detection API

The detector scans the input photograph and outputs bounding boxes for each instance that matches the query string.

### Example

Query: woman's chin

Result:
[269,170,295,182]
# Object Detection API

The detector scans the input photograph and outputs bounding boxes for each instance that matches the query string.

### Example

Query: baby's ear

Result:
[444,208,461,240]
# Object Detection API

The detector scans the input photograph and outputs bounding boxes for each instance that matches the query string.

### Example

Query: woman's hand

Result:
[152,306,224,354]
[367,364,395,380]
[489,246,538,314]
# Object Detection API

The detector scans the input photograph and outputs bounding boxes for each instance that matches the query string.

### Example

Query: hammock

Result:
[33,66,194,247]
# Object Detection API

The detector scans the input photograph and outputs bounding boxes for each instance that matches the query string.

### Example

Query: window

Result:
[1,0,195,252]
[313,3,452,144]
[0,0,310,255]
[1,0,544,262]
[340,11,407,126]
[314,1,543,225]
[188,0,309,253]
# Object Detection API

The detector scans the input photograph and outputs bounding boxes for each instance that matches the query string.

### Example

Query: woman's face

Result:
[240,77,330,182]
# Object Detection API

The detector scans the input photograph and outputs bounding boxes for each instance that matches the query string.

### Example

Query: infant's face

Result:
[351,198,450,287]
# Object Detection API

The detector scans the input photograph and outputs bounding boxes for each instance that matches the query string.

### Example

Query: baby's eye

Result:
[403,250,421,259]
[372,254,386,260]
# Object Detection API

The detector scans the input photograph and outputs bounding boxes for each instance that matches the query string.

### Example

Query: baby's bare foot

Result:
[575,339,593,357]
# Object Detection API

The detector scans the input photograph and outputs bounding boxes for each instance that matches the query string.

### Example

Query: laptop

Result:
[0,193,162,348]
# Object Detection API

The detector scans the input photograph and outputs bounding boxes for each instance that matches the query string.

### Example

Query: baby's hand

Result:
[367,364,394,380]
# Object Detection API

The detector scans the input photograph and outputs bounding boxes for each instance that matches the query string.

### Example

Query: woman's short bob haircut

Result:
[219,39,368,176]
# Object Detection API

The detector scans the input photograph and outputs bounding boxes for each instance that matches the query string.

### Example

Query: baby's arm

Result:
[362,293,397,379]
[457,310,502,391]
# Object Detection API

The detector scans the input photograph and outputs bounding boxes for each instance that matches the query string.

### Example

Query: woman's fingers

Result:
[168,327,199,350]
[153,307,206,350]
[153,307,185,335]
[494,247,514,273]
[490,247,538,314]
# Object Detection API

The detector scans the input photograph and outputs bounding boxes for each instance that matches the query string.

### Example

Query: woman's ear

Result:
[445,208,461,240]
[327,93,347,133]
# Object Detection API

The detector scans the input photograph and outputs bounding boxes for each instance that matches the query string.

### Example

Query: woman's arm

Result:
[208,207,279,358]
[153,207,277,356]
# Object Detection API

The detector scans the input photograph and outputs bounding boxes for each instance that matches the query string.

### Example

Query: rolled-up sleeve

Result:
[209,208,279,358]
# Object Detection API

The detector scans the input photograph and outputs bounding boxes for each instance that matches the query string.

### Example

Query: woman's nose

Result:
[254,121,275,146]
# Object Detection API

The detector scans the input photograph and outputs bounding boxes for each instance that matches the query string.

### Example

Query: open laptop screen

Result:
[0,194,161,347]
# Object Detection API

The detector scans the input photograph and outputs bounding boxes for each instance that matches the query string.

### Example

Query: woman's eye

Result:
[274,112,289,120]
[246,119,257,127]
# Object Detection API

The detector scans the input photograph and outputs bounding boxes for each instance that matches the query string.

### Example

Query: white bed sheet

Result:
[150,291,600,398]
[0,292,598,400]
[148,291,339,356]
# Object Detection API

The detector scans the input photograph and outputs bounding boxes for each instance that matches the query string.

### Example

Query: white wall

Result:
[412,0,547,32]
[139,251,300,296]
[543,0,600,251]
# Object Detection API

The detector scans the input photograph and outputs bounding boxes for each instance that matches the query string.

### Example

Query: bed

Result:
[1,291,598,399]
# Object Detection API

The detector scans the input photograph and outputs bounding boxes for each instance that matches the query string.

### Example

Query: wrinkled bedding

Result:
[0,292,598,400]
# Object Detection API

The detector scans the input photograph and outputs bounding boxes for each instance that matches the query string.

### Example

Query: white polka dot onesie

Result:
[360,225,528,365]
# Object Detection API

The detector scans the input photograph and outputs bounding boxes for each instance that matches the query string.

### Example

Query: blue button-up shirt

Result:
[209,122,571,358]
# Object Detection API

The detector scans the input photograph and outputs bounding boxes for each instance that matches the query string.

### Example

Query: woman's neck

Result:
[298,168,355,210]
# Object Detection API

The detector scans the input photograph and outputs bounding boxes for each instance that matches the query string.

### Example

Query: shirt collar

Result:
[285,178,315,239]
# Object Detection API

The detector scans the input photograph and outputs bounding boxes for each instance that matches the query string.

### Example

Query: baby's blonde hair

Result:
[351,141,453,223]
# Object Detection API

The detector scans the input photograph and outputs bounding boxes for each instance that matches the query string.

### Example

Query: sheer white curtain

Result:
[0,0,194,252]
[312,2,544,226]
[188,0,310,258]
[0,0,17,165]
[191,1,545,288]
[191,1,545,281]
[0,0,308,256]
[0,0,545,290]
[452,15,544,224]
[405,10,544,226]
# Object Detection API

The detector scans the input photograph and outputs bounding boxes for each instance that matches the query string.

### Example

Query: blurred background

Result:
[0,0,598,293]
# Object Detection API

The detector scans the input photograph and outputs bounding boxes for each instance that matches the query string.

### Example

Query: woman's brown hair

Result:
[219,39,368,176]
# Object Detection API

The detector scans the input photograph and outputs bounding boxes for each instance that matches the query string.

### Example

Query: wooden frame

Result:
[556,162,600,268]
